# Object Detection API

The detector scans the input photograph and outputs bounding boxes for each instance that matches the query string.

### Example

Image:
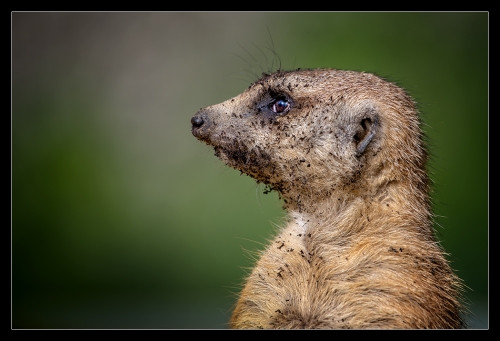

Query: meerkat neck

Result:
[284,178,432,239]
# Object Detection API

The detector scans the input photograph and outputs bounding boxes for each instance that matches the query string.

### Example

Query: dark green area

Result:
[12,12,487,329]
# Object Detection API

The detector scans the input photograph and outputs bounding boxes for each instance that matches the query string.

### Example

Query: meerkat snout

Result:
[191,113,204,128]
[191,111,214,144]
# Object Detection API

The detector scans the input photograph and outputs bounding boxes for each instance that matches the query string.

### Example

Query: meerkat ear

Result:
[354,114,379,156]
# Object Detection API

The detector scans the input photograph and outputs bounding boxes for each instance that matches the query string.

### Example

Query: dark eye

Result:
[270,98,290,114]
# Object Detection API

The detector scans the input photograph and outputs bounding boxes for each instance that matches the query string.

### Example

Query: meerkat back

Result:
[191,69,465,329]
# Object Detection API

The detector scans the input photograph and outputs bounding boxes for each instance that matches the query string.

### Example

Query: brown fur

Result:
[191,69,465,329]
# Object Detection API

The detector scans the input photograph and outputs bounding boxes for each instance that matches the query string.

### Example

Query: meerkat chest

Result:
[253,214,315,283]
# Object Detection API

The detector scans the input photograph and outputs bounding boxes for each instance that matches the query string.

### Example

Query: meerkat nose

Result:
[191,114,205,127]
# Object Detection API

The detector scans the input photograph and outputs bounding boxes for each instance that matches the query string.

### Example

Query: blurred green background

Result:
[12,12,488,329]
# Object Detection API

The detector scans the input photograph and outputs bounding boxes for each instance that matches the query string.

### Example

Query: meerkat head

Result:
[191,69,426,206]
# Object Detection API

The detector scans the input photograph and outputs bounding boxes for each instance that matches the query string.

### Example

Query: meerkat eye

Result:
[270,98,290,114]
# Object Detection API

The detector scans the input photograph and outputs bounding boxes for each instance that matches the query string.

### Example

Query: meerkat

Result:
[191,68,465,329]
